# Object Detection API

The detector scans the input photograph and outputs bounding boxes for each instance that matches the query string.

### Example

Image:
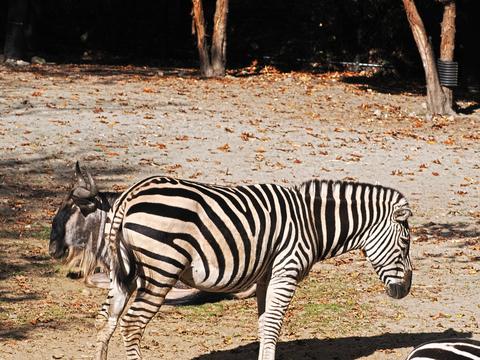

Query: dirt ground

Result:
[0,64,479,360]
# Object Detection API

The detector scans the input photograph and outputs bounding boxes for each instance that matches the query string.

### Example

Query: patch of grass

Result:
[0,230,21,239]
[303,302,346,317]
[282,271,377,338]
[28,224,51,240]
[179,302,226,320]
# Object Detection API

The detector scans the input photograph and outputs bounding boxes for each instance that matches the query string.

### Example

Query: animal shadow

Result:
[193,329,471,360]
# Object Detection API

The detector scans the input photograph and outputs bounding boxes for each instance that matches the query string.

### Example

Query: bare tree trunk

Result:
[4,0,29,60]
[439,1,456,109]
[211,0,229,77]
[402,0,454,115]
[191,0,213,77]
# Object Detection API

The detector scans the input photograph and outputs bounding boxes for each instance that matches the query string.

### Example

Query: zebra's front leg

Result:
[257,274,297,360]
[95,277,130,360]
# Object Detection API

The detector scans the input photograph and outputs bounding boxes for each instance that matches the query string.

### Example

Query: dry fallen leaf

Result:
[175,135,189,141]
[217,143,231,152]
[240,132,255,141]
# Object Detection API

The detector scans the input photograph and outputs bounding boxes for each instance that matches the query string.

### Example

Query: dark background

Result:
[1,0,479,84]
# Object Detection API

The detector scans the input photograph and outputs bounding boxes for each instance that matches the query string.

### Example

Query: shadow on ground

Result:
[415,222,480,239]
[0,155,137,224]
[0,321,70,341]
[193,329,472,360]
[342,72,480,108]
[2,63,198,81]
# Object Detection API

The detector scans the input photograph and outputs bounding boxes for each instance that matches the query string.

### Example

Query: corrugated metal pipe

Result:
[437,59,458,87]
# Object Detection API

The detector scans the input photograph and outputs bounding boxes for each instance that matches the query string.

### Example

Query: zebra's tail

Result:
[105,203,137,293]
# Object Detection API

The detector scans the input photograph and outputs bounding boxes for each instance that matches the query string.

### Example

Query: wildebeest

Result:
[49,162,256,303]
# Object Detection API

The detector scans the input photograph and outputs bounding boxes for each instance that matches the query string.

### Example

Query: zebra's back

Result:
[406,339,480,360]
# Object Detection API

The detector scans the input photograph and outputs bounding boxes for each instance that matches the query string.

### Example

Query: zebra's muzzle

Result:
[386,270,412,299]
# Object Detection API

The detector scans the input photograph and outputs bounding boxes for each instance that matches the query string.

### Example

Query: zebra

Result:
[49,162,256,299]
[96,175,413,360]
[406,339,480,359]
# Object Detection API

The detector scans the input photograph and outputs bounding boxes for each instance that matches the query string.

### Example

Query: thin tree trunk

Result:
[402,0,454,115]
[211,0,229,77]
[439,1,456,109]
[4,0,29,60]
[191,0,213,77]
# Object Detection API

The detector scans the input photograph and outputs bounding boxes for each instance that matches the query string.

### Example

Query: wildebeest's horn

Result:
[85,171,98,196]
[75,161,87,188]
[73,186,94,198]
[73,161,98,198]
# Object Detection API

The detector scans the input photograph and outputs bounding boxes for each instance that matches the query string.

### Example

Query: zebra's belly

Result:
[179,258,265,293]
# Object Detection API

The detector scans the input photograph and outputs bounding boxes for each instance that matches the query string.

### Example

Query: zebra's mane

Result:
[295,179,407,201]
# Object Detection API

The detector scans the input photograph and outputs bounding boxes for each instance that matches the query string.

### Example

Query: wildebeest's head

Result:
[49,162,102,259]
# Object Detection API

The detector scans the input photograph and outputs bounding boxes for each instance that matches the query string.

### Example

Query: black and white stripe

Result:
[95,177,413,360]
[406,339,480,360]
[49,163,257,300]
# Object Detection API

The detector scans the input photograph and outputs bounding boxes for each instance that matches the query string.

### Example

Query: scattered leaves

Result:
[217,143,231,152]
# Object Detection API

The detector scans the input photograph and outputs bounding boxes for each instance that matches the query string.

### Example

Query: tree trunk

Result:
[191,0,213,77]
[439,1,456,109]
[211,0,229,77]
[4,0,29,60]
[402,0,454,115]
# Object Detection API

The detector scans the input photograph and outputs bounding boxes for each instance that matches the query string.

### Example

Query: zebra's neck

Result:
[298,180,397,261]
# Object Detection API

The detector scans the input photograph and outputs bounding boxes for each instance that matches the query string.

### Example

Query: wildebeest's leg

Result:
[120,275,178,359]
[257,271,298,360]
[95,274,130,360]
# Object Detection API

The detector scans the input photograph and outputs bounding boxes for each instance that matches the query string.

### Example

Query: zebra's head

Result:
[49,162,104,259]
[363,196,413,300]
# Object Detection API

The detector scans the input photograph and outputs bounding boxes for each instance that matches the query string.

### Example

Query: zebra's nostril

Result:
[386,274,412,299]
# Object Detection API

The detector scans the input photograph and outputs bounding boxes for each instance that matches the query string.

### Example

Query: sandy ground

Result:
[0,64,479,359]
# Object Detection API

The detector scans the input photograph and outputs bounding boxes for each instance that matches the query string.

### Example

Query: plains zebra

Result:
[49,162,256,299]
[96,176,413,360]
[406,339,480,359]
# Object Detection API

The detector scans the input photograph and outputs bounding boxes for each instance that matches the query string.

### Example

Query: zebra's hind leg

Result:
[95,276,130,360]
[120,277,176,359]
[257,272,298,360]
[256,273,270,357]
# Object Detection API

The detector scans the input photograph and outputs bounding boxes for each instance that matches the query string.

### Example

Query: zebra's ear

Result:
[393,207,412,222]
